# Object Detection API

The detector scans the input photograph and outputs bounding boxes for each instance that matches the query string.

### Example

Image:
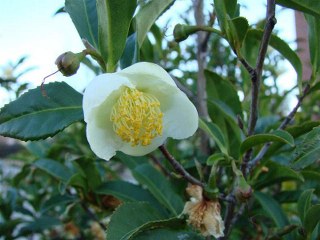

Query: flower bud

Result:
[55,51,85,76]
[173,24,199,42]
[234,174,252,202]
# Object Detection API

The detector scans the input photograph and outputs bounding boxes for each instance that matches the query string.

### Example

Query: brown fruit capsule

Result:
[55,51,85,76]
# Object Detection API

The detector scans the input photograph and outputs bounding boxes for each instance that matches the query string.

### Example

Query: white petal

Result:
[85,111,119,160]
[119,134,167,156]
[119,62,176,87]
[83,73,133,122]
[163,90,199,139]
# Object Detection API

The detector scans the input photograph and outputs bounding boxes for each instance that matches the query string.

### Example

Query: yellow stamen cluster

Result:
[110,88,163,146]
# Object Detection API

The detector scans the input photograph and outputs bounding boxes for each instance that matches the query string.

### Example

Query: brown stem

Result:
[159,145,204,187]
[224,1,277,236]
[248,0,276,136]
[241,0,276,175]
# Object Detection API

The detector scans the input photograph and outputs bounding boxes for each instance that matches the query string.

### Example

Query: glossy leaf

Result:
[135,0,175,47]
[106,202,163,240]
[228,17,249,52]
[207,153,226,166]
[254,161,304,190]
[74,158,101,190]
[97,0,136,71]
[132,164,184,216]
[304,1,320,79]
[0,82,83,140]
[276,0,320,18]
[19,216,61,234]
[297,189,314,223]
[213,0,231,34]
[120,33,139,69]
[205,70,242,157]
[246,29,302,91]
[304,204,320,234]
[95,181,162,210]
[65,0,99,49]
[130,217,187,239]
[40,194,77,213]
[265,121,320,158]
[240,130,294,155]
[134,228,203,240]
[199,118,229,155]
[224,0,238,18]
[33,158,72,182]
[292,146,320,170]
[254,192,290,228]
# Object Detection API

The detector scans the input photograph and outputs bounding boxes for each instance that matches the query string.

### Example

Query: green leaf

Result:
[135,0,175,47]
[240,130,294,155]
[254,192,290,228]
[254,161,304,190]
[132,164,184,216]
[213,0,231,34]
[292,146,320,170]
[224,0,238,18]
[0,82,83,140]
[120,33,139,69]
[129,217,187,239]
[65,0,99,49]
[95,181,163,211]
[134,228,203,240]
[205,70,243,158]
[265,121,320,159]
[19,216,61,234]
[276,0,320,18]
[304,204,320,234]
[74,158,102,190]
[97,0,136,71]
[0,219,23,237]
[304,2,320,79]
[246,29,303,92]
[297,189,314,223]
[40,194,77,213]
[228,17,249,52]
[67,173,88,190]
[33,158,73,182]
[106,202,163,240]
[301,170,320,182]
[207,153,226,166]
[199,118,229,155]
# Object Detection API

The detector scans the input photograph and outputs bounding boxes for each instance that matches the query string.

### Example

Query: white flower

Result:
[183,185,225,238]
[83,62,198,160]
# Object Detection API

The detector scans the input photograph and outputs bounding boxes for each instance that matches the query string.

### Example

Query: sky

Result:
[0,0,296,107]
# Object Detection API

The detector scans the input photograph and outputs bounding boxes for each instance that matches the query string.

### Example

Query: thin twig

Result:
[248,0,276,136]
[224,1,277,236]
[159,145,204,187]
[241,0,276,175]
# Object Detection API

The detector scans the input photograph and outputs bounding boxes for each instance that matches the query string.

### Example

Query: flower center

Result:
[110,88,163,146]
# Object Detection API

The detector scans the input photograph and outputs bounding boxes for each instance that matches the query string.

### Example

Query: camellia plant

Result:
[1,0,320,239]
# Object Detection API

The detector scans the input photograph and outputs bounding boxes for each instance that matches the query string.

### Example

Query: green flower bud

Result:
[234,174,252,202]
[55,51,85,76]
[173,24,199,42]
